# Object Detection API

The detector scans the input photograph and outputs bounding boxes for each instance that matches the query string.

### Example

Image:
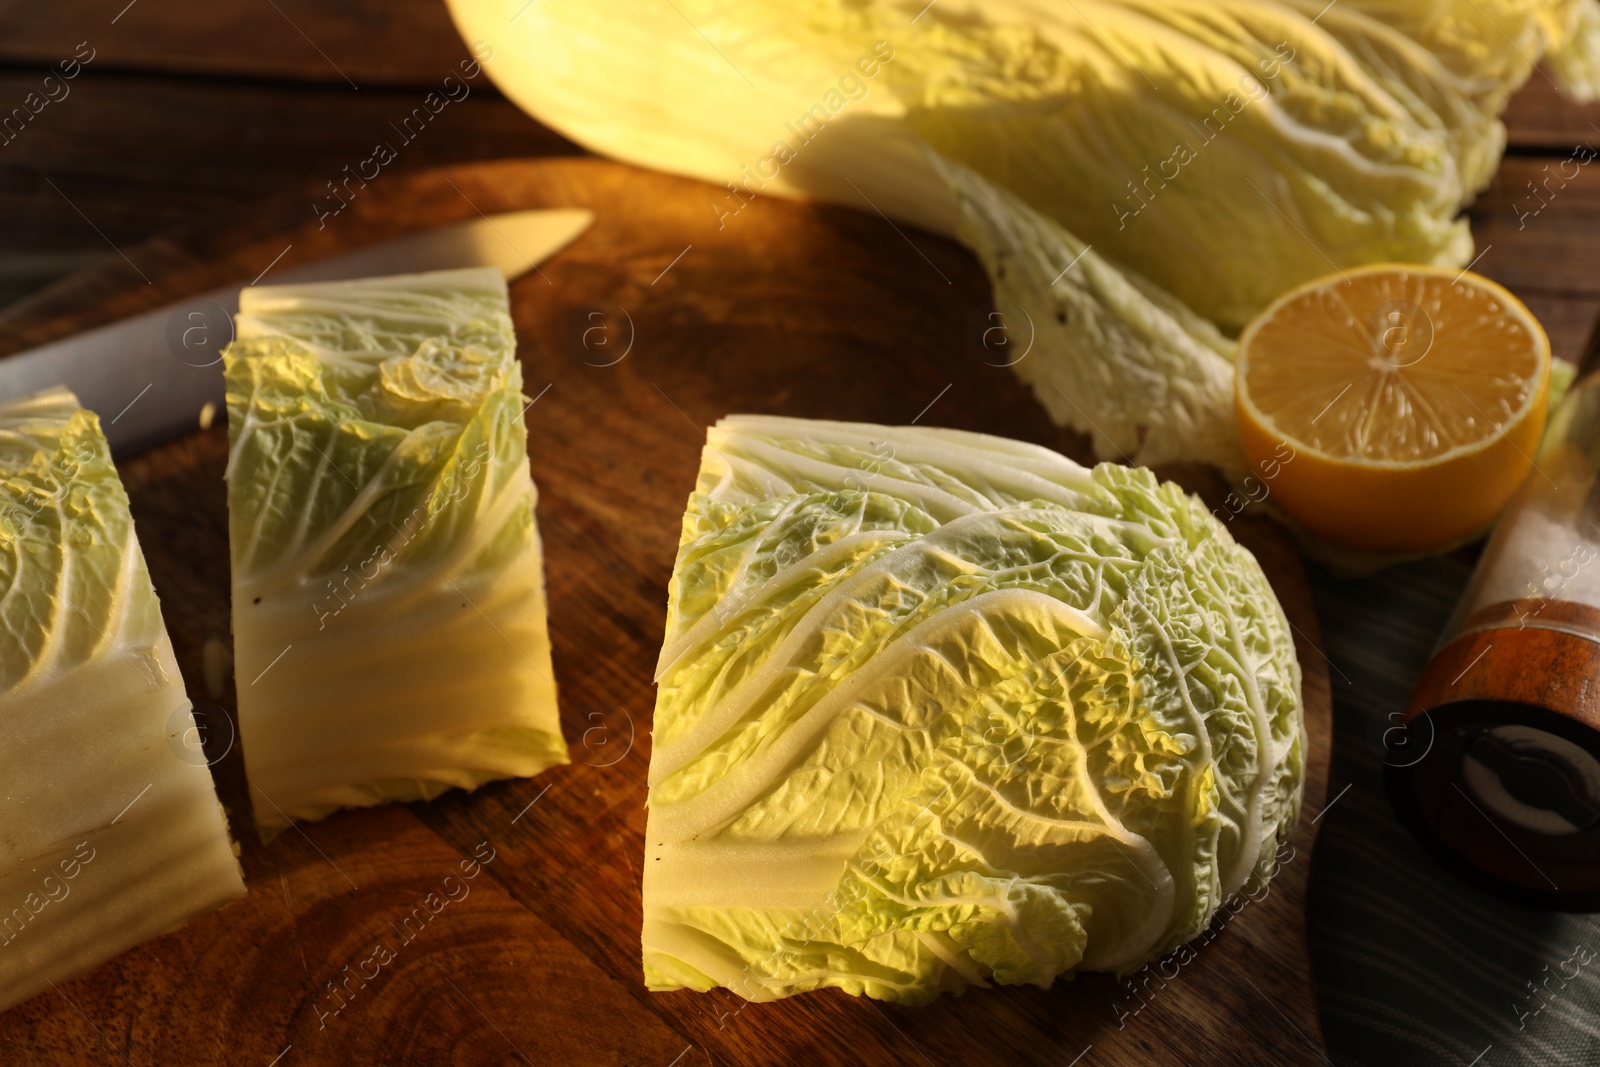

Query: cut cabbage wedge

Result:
[224,267,567,839]
[0,387,245,1012]
[643,416,1304,1003]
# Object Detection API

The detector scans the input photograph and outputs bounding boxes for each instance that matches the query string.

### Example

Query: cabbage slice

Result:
[224,267,566,839]
[0,387,245,1012]
[643,416,1304,1003]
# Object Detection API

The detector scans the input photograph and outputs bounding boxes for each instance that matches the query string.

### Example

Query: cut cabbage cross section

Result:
[0,387,245,1013]
[224,267,567,839]
[643,416,1305,1003]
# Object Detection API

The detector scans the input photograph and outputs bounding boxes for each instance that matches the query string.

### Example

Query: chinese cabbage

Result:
[223,267,567,839]
[642,416,1304,1002]
[450,0,1600,468]
[0,387,244,1011]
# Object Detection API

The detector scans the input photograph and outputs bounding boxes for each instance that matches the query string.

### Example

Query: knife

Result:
[0,209,594,456]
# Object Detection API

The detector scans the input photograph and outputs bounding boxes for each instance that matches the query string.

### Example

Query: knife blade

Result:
[0,208,593,455]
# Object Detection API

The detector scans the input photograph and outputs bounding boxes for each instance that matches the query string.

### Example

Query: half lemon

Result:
[1235,264,1551,554]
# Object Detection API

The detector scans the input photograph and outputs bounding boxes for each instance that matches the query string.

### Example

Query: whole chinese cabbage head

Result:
[449,0,1600,472]
[642,417,1305,1003]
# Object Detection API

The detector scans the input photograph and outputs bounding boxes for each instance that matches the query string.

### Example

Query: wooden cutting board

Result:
[0,157,1332,1066]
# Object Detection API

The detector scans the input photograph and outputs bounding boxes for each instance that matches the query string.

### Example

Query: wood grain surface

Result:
[0,0,468,86]
[0,157,1332,1066]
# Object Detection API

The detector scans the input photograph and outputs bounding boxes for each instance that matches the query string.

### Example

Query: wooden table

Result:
[2,4,1599,1066]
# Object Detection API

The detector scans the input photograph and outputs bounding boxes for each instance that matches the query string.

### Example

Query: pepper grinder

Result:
[1389,369,1600,909]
